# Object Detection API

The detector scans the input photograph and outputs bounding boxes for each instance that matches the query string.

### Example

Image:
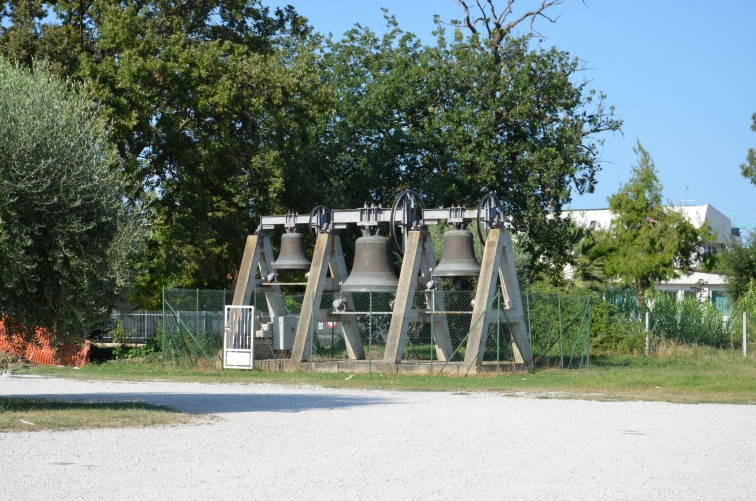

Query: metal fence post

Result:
[558,293,563,369]
[431,289,435,365]
[526,292,532,369]
[645,310,650,356]
[585,296,592,369]
[369,291,373,373]
[161,287,166,370]
[744,311,748,358]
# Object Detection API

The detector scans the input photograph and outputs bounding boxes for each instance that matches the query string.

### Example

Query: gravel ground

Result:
[1,373,755,500]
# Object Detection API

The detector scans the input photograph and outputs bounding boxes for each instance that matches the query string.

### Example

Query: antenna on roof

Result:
[679,186,694,206]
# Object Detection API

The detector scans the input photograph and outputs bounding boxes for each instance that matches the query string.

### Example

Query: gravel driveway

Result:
[2,373,755,500]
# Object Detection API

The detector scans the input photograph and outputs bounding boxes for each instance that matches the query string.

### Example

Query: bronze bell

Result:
[272,232,311,271]
[433,229,481,277]
[341,235,398,292]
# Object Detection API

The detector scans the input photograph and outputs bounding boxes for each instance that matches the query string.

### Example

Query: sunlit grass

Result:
[15,345,756,404]
[0,397,198,432]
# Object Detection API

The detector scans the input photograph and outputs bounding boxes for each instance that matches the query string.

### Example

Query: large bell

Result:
[341,235,398,292]
[433,229,481,277]
[272,232,311,270]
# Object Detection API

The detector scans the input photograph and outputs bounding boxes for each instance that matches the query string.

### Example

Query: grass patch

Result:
[0,397,198,432]
[15,345,756,405]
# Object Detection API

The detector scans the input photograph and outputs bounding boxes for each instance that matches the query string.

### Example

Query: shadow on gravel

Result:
[4,392,391,414]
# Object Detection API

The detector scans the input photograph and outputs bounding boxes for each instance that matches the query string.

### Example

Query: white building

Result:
[565,204,740,314]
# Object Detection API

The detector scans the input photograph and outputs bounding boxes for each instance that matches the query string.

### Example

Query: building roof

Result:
[565,204,740,245]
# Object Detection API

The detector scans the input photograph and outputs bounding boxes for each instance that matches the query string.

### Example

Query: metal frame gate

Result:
[223,305,255,369]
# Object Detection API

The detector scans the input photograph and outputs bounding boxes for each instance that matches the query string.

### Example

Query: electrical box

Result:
[273,315,298,351]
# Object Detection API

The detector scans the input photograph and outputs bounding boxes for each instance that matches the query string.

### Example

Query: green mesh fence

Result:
[401,290,475,364]
[162,287,592,370]
[605,289,743,352]
[306,291,394,362]
[161,288,234,368]
[524,291,592,369]
[250,291,304,361]
[297,288,591,371]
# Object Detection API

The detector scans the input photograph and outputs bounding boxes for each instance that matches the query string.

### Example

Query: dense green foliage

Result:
[588,293,645,354]
[719,234,756,301]
[728,281,756,339]
[601,142,710,309]
[0,1,621,308]
[0,58,150,341]
[1,0,326,306]
[648,293,729,348]
[319,12,621,275]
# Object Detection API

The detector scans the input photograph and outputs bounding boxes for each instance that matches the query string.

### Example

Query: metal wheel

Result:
[476,193,503,245]
[309,205,330,240]
[390,190,425,253]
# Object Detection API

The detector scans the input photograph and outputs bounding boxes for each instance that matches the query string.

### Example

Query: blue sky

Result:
[269,0,756,232]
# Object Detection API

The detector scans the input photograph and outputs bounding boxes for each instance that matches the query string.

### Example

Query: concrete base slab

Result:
[252,359,528,375]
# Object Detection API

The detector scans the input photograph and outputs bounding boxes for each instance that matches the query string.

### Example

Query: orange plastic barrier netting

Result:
[0,320,90,367]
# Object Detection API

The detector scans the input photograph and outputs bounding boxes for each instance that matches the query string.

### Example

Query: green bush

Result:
[525,284,645,356]
[722,280,756,350]
[649,293,729,348]
[589,296,645,354]
[109,321,163,360]
[523,284,593,363]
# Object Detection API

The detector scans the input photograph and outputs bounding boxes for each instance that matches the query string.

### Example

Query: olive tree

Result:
[0,59,150,342]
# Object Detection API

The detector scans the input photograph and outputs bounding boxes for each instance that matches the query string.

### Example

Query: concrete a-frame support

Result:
[291,232,364,363]
[463,228,531,373]
[384,230,453,363]
[231,232,287,317]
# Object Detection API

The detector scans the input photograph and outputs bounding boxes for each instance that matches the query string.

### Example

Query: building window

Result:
[711,291,730,315]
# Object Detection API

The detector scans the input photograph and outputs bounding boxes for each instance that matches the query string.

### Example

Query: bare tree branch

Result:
[456,0,564,45]
[457,1,477,34]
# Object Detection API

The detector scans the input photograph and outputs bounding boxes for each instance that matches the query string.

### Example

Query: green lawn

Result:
[0,398,198,432]
[13,345,756,405]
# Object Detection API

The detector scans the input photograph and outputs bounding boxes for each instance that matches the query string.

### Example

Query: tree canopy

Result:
[601,141,710,309]
[0,58,150,341]
[1,0,622,306]
[2,0,332,306]
[317,4,621,275]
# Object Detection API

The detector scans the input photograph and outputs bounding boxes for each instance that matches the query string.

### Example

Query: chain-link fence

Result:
[161,287,592,370]
[162,288,234,368]
[524,292,592,369]
[307,291,395,363]
[604,288,753,352]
